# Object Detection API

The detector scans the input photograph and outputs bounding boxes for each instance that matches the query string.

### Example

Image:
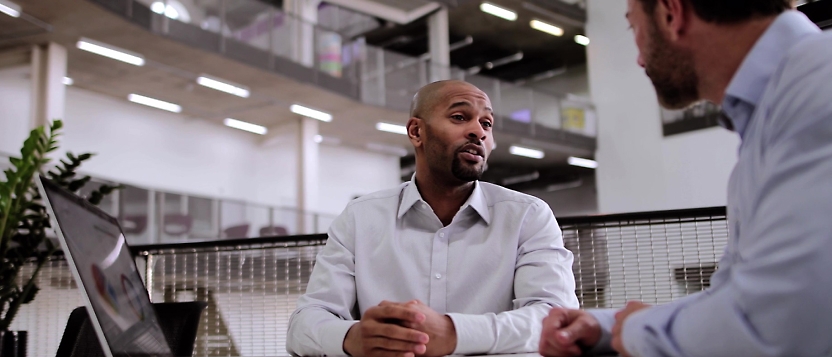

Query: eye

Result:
[451,114,466,121]
[481,121,493,128]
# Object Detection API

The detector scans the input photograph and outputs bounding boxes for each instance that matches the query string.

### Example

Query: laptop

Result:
[37,176,174,357]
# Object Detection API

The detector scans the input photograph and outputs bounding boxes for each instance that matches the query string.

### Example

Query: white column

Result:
[285,0,322,68]
[428,7,451,82]
[296,116,319,233]
[30,42,67,129]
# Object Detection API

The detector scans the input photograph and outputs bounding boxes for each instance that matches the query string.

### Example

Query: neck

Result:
[413,162,475,226]
[693,16,777,104]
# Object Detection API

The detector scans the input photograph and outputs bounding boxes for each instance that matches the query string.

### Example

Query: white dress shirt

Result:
[589,11,832,357]
[287,178,579,356]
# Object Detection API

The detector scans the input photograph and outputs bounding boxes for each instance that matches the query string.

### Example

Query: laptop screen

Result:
[40,177,173,357]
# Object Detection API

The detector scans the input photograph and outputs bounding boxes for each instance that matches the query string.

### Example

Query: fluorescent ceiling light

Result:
[151,1,179,19]
[0,0,21,17]
[376,122,408,135]
[224,118,267,135]
[568,156,598,169]
[196,75,250,98]
[530,20,564,37]
[77,38,145,66]
[574,35,590,46]
[290,104,332,122]
[62,77,74,86]
[128,94,181,113]
[480,2,516,21]
[509,145,544,159]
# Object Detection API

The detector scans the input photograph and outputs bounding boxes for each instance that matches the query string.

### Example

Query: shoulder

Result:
[344,183,407,211]
[772,31,832,95]
[478,181,551,212]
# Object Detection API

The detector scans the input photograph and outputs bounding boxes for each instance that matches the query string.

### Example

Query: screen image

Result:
[42,180,172,357]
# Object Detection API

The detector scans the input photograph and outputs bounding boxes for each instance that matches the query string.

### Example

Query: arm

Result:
[619,51,832,357]
[286,208,359,356]
[448,201,580,355]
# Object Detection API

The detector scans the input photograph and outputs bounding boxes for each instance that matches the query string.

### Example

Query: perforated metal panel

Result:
[12,208,728,357]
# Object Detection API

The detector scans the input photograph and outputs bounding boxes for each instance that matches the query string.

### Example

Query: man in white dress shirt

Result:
[287,80,579,357]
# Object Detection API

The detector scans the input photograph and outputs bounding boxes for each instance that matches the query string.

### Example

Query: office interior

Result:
[0,0,829,355]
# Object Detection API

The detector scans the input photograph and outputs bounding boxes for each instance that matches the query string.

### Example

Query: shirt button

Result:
[435,273,442,279]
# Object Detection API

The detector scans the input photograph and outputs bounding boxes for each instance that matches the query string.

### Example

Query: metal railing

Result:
[10,206,728,356]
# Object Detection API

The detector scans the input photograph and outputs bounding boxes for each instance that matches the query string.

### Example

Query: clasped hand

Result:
[538,301,650,357]
[344,300,457,357]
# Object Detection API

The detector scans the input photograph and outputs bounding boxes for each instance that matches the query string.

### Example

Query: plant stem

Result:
[0,247,56,331]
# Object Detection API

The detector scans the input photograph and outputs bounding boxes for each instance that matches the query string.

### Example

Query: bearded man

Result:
[287,80,579,357]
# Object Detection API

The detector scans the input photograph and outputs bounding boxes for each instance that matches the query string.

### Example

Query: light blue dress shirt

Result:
[589,10,832,357]
[287,179,579,356]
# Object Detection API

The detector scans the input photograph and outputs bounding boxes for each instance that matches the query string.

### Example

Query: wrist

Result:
[441,315,457,355]
[343,322,362,356]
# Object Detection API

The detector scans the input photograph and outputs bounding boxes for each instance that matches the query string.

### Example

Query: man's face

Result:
[421,83,495,183]
[627,0,700,109]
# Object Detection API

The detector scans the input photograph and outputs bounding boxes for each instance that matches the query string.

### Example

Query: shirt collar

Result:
[722,10,820,138]
[397,174,491,225]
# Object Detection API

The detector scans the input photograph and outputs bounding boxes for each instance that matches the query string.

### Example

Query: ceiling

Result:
[0,0,596,190]
[360,0,588,82]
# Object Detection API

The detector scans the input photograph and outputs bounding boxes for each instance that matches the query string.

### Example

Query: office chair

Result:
[259,225,289,236]
[222,223,250,239]
[55,301,207,357]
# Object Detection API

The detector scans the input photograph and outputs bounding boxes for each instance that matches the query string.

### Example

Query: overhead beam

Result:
[323,0,441,24]
[523,0,586,28]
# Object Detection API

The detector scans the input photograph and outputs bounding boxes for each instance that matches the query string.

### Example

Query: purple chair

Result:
[259,226,289,237]
[163,214,193,236]
[223,224,250,239]
[121,215,147,235]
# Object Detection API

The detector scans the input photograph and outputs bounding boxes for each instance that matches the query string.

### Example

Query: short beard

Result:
[451,155,486,182]
[646,21,700,109]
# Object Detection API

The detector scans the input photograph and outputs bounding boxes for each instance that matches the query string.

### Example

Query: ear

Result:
[656,0,687,41]
[407,117,423,148]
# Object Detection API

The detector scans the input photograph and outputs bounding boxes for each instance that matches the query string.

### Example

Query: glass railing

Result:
[96,0,598,141]
[0,151,336,246]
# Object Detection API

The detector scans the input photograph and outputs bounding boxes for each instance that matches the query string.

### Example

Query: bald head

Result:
[410,80,484,120]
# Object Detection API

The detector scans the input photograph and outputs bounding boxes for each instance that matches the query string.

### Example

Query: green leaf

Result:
[19,284,39,304]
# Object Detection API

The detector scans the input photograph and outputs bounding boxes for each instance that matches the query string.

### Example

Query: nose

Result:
[637,54,645,68]
[466,121,486,142]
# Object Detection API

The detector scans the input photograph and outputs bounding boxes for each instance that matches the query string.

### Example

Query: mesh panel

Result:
[561,209,729,308]
[10,209,728,357]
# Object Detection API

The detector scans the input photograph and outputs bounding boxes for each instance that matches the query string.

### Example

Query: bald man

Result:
[286,80,579,357]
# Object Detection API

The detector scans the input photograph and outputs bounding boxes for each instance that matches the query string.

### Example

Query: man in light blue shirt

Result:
[539,0,832,356]
[288,80,579,357]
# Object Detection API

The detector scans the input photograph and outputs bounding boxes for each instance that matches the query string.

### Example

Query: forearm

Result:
[286,306,358,356]
[446,303,552,355]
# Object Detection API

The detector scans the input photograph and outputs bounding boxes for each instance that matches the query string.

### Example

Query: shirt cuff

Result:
[446,313,495,355]
[318,319,359,356]
[586,308,617,355]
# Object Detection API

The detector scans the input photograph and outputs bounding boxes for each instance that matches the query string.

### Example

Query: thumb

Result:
[557,312,594,346]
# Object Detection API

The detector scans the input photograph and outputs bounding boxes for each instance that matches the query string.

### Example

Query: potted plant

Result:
[0,120,120,357]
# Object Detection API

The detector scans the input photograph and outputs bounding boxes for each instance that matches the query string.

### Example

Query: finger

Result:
[556,314,595,346]
[364,336,427,354]
[367,304,426,324]
[363,321,430,344]
[365,349,416,357]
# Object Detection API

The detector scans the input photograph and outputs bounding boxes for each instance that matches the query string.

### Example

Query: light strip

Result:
[568,156,598,169]
[530,20,564,37]
[480,2,516,21]
[509,146,544,159]
[62,77,74,86]
[0,0,21,17]
[128,94,181,113]
[77,38,145,66]
[197,75,250,98]
[224,118,267,135]
[376,122,408,135]
[574,35,590,46]
[290,104,332,122]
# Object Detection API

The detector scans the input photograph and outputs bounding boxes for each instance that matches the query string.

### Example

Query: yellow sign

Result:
[562,107,586,130]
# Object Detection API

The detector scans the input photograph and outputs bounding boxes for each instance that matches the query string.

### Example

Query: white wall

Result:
[318,144,402,216]
[586,0,740,213]
[0,65,33,156]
